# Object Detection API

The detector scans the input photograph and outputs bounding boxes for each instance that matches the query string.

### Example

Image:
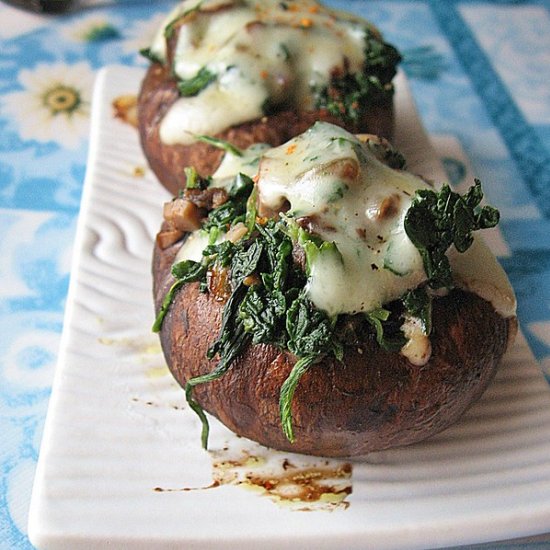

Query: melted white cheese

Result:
[153,0,372,145]
[449,236,516,318]
[148,3,184,61]
[258,122,429,315]
[160,69,268,145]
[212,143,270,180]
[174,122,516,322]
[174,230,211,263]
[401,314,432,366]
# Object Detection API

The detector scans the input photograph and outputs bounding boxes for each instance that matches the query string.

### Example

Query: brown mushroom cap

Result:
[153,233,516,457]
[138,63,394,196]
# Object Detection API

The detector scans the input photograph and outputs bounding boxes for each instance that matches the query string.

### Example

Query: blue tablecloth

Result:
[1,1,549,547]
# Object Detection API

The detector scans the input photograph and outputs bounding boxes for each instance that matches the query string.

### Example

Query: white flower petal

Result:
[2,62,95,149]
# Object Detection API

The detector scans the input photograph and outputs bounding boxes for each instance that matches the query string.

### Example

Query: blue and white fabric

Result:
[0,1,549,547]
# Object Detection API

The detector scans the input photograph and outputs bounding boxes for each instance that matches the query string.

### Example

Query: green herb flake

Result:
[152,260,207,332]
[184,166,210,190]
[245,184,258,234]
[279,355,317,443]
[404,179,499,289]
[313,29,401,125]
[402,287,432,335]
[279,42,291,61]
[164,1,203,40]
[177,67,216,97]
[228,172,254,198]
[327,183,348,203]
[139,47,163,64]
[193,134,243,157]
[164,17,181,41]
[365,308,406,352]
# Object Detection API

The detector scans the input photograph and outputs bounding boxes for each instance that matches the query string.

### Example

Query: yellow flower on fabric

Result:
[2,62,94,150]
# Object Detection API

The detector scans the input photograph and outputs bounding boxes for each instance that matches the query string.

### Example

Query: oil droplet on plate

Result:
[112,94,138,127]
[153,447,352,511]
[209,445,353,511]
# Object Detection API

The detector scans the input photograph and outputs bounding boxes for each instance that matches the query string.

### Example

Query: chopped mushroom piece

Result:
[156,228,185,249]
[226,222,248,243]
[163,198,203,232]
[184,187,228,209]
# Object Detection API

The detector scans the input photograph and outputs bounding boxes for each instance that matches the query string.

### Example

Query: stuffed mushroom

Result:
[138,0,401,195]
[152,122,517,457]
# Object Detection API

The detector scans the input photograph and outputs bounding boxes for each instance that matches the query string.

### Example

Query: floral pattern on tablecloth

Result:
[0,1,549,548]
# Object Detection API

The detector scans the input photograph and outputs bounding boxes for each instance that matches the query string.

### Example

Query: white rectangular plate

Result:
[28,65,550,549]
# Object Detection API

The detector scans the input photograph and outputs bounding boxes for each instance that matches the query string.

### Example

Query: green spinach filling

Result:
[153,165,499,449]
[312,29,402,125]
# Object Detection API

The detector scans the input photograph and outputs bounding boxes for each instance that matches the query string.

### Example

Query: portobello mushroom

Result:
[152,122,517,457]
[138,0,401,196]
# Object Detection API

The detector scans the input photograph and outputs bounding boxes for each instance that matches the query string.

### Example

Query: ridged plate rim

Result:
[27,65,550,550]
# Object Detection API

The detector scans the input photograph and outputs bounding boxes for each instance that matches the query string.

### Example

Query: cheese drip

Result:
[149,0,380,145]
[257,122,516,318]
[257,122,429,315]
[175,122,516,320]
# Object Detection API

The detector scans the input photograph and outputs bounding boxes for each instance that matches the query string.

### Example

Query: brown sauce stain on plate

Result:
[238,460,353,510]
[153,480,220,492]
[122,337,353,510]
[154,445,353,511]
